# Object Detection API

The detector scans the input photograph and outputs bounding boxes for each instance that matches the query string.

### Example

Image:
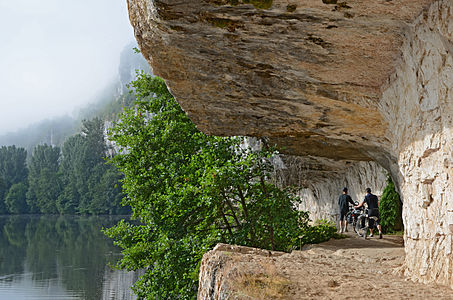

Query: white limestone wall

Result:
[296,161,388,224]
[379,0,453,287]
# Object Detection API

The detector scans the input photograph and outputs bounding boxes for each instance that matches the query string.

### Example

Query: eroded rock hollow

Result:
[127,0,453,288]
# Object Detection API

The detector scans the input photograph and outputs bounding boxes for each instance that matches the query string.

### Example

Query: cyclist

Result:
[355,187,383,239]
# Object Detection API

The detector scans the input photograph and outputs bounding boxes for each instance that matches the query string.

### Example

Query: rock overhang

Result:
[127,0,438,169]
[127,0,453,288]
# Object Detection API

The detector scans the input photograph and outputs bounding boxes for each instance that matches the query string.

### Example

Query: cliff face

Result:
[380,1,453,284]
[272,154,387,220]
[118,41,151,95]
[127,0,453,288]
[293,161,387,221]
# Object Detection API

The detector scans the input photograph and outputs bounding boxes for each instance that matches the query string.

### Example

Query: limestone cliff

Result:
[127,0,453,289]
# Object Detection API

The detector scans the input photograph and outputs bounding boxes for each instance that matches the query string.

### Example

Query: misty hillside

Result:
[79,41,151,121]
[0,42,150,155]
[0,116,78,154]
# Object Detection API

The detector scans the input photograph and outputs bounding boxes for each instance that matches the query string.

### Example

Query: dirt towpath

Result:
[216,233,453,299]
[289,232,453,299]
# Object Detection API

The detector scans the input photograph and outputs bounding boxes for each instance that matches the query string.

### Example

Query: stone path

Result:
[212,233,453,299]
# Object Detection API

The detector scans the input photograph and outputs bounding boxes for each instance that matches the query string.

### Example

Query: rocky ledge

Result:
[127,0,453,289]
[198,238,453,299]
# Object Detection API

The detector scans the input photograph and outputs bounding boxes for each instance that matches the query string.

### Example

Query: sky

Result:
[0,0,135,134]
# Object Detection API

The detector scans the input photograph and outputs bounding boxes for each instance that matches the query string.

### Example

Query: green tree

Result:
[58,135,85,214]
[379,176,403,233]
[105,74,308,299]
[89,164,127,215]
[0,146,28,187]
[0,177,7,214]
[27,144,61,214]
[0,146,28,213]
[5,183,28,214]
[74,118,106,213]
[58,118,124,215]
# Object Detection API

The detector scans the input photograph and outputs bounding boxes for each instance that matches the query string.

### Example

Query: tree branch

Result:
[221,189,241,228]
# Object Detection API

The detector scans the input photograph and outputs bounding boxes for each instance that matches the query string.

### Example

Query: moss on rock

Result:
[286,4,297,12]
[207,0,273,9]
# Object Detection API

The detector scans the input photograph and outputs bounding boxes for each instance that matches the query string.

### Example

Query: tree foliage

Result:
[379,176,403,233]
[27,144,61,214]
[5,183,28,214]
[0,120,126,215]
[0,146,28,214]
[0,146,28,189]
[56,118,126,215]
[105,74,310,299]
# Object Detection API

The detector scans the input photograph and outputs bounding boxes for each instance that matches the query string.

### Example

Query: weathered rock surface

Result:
[271,153,387,220]
[197,238,453,299]
[287,160,387,221]
[127,0,453,289]
[197,243,284,299]
[249,138,388,221]
[380,1,453,286]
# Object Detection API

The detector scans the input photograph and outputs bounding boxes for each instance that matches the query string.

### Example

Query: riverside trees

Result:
[0,146,28,214]
[105,74,310,299]
[0,119,127,215]
[56,118,127,215]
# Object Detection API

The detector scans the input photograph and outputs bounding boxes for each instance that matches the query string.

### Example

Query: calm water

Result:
[0,215,139,300]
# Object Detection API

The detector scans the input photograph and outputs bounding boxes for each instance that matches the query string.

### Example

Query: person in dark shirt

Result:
[338,187,355,233]
[355,187,383,239]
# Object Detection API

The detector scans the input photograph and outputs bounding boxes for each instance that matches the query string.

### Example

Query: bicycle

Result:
[355,209,379,239]
[346,202,362,233]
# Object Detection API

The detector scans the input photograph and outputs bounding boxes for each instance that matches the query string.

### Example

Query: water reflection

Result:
[0,215,138,300]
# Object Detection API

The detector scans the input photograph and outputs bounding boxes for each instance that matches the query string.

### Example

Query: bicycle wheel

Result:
[355,216,367,238]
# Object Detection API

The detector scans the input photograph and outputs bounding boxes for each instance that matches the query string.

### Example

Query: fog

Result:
[0,0,135,134]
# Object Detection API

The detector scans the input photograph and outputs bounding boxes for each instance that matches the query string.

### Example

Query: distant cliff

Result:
[118,41,151,95]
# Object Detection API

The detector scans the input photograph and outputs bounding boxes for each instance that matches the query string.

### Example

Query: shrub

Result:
[379,176,403,233]
[299,219,337,246]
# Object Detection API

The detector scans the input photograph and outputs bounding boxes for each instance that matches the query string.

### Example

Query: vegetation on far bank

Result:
[0,118,127,215]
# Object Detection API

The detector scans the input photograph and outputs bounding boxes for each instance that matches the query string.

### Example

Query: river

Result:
[0,215,138,300]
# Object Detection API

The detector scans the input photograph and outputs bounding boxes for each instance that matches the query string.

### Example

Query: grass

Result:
[384,230,404,236]
[332,232,348,239]
[232,262,291,299]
